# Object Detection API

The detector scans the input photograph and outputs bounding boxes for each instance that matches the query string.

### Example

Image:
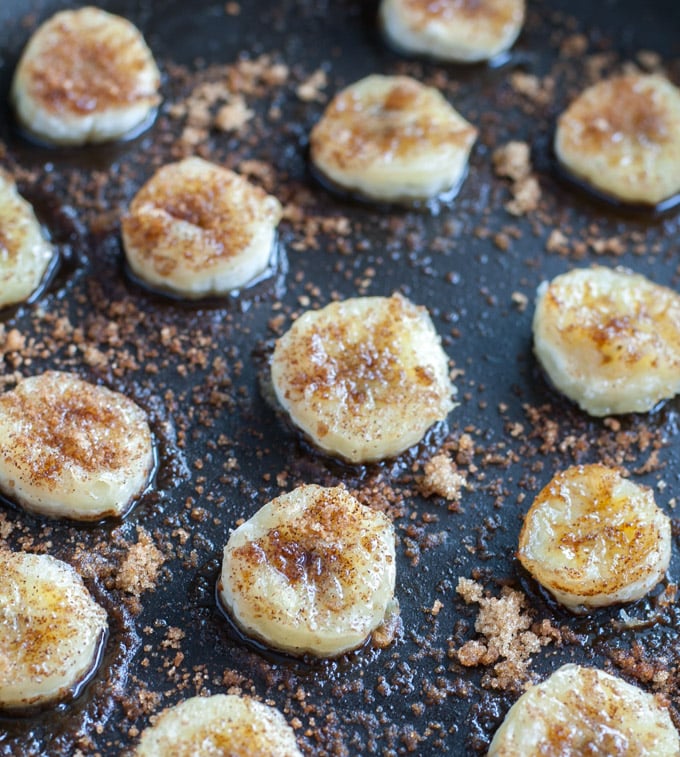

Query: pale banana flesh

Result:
[11,7,161,146]
[134,694,302,757]
[488,664,680,756]
[555,74,680,206]
[122,157,282,299]
[518,464,671,612]
[0,371,154,520]
[0,171,55,309]
[380,0,525,63]
[310,74,477,202]
[533,266,680,416]
[219,485,396,657]
[271,293,455,464]
[0,551,108,710]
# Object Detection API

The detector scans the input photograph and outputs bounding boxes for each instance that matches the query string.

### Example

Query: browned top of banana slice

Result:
[18,7,160,118]
[314,76,475,167]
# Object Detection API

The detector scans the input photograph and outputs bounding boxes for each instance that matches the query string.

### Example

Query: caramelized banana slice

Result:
[310,75,477,203]
[380,0,525,63]
[0,551,107,710]
[219,485,396,657]
[134,694,302,757]
[270,293,454,464]
[555,73,680,206]
[0,371,154,520]
[11,7,161,146]
[533,266,680,416]
[488,664,680,756]
[0,171,55,308]
[122,157,282,298]
[518,464,671,612]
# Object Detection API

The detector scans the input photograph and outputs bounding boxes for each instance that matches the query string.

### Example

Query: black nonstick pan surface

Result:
[1,1,679,755]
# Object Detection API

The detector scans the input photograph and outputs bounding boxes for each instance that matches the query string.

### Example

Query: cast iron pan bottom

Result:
[0,1,679,754]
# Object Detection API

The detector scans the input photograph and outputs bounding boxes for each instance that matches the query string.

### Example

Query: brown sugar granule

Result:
[608,642,675,692]
[453,578,552,690]
[296,69,328,102]
[371,601,403,649]
[419,452,468,504]
[3,328,25,353]
[492,141,531,182]
[505,176,540,216]
[115,527,165,596]
[492,142,541,216]
[590,235,626,256]
[0,512,14,542]
[546,228,570,255]
[511,291,528,312]
[509,72,555,107]
[214,95,254,132]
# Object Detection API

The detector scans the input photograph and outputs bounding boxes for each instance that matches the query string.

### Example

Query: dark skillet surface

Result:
[0,1,679,755]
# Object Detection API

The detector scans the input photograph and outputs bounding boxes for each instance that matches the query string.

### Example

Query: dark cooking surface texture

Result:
[1,1,679,755]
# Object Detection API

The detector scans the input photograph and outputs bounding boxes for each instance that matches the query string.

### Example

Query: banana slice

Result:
[134,694,302,756]
[270,293,454,463]
[555,73,680,207]
[488,664,680,756]
[0,550,108,710]
[518,464,671,612]
[0,371,154,520]
[122,157,282,299]
[11,7,161,146]
[0,171,55,309]
[533,266,680,416]
[309,74,477,203]
[219,485,396,657]
[379,0,525,63]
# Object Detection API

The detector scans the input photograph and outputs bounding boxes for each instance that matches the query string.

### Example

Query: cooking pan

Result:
[0,1,679,754]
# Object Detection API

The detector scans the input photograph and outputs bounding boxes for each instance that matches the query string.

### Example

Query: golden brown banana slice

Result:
[533,266,680,416]
[134,694,302,757]
[555,73,680,207]
[518,464,671,612]
[309,75,477,203]
[488,664,680,756]
[219,485,396,657]
[270,293,454,464]
[380,0,525,63]
[0,551,108,710]
[11,7,160,146]
[0,171,55,309]
[122,157,282,298]
[0,371,154,520]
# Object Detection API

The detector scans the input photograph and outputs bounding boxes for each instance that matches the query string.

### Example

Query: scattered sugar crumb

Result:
[493,142,540,216]
[509,72,554,106]
[420,452,468,503]
[453,578,554,690]
[492,141,531,182]
[0,513,14,542]
[296,69,328,102]
[115,527,165,596]
[546,228,569,255]
[3,328,25,353]
[590,235,626,256]
[215,96,254,132]
[511,291,528,312]
[505,176,540,216]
